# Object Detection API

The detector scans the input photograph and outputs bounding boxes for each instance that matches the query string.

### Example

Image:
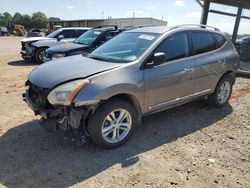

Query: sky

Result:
[1,0,250,34]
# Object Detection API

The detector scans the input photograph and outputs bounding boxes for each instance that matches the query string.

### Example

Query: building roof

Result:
[55,17,167,23]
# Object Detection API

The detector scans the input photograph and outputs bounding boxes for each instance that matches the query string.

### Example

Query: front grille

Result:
[27,81,50,108]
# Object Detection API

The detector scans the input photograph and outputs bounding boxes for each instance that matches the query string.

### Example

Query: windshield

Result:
[89,32,159,63]
[74,29,103,45]
[47,29,62,38]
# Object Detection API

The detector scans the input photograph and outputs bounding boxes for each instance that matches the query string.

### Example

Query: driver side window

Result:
[154,32,190,62]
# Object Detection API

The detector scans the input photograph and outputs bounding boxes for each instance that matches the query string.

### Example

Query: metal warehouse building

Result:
[51,17,167,28]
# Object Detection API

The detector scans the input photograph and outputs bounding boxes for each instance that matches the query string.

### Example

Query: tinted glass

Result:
[72,30,87,38]
[61,30,77,38]
[155,32,190,61]
[214,33,226,48]
[89,32,159,63]
[47,29,63,38]
[192,31,216,55]
[103,31,119,41]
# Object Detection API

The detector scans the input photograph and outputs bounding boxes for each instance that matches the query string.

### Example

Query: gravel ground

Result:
[0,37,249,188]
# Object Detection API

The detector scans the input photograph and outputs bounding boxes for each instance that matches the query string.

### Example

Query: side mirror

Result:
[57,35,64,41]
[153,52,166,66]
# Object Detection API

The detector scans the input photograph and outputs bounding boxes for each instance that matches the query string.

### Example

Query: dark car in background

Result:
[27,28,46,37]
[43,26,124,62]
[21,27,90,63]
[0,27,9,36]
[235,37,250,62]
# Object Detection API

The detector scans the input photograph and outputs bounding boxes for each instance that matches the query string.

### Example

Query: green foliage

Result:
[0,13,5,26]
[31,12,48,28]
[0,11,54,29]
[13,12,23,24]
[3,12,12,22]
[21,14,31,28]
[49,17,61,22]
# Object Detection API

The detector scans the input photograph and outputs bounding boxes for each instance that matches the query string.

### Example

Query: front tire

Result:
[34,47,47,64]
[208,76,233,108]
[88,99,137,149]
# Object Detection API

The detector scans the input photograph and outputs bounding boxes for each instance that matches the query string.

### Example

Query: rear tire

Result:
[35,47,47,64]
[208,76,233,108]
[88,99,137,149]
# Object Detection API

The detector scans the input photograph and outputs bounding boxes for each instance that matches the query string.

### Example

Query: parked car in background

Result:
[27,28,46,37]
[235,36,250,62]
[0,27,9,36]
[43,25,125,62]
[21,27,90,63]
[23,25,239,149]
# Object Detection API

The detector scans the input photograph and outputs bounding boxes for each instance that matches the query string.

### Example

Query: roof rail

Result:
[170,24,220,31]
[93,25,118,29]
[120,24,161,31]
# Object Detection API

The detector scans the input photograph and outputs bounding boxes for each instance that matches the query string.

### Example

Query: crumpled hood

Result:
[47,42,88,53]
[21,37,48,43]
[29,55,122,89]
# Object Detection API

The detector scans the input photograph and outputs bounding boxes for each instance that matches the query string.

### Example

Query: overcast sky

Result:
[1,0,249,34]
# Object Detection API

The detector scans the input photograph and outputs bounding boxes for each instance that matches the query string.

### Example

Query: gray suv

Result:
[23,25,239,149]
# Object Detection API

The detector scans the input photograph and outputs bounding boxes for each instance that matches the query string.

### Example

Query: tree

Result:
[31,12,48,28]
[3,12,12,22]
[0,13,5,26]
[13,12,23,24]
[1,12,13,29]
[21,14,31,28]
[49,17,61,22]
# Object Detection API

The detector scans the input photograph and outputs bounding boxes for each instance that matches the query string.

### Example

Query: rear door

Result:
[144,31,196,112]
[190,31,222,93]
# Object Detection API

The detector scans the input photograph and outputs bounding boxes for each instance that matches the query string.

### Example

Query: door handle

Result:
[184,66,194,72]
[218,58,226,63]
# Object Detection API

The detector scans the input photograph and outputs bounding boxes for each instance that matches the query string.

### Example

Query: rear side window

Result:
[60,30,74,38]
[191,31,217,55]
[61,30,86,38]
[214,33,226,48]
[155,32,190,61]
[75,29,88,37]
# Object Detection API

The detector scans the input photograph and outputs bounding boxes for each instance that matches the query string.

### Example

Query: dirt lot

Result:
[0,37,249,188]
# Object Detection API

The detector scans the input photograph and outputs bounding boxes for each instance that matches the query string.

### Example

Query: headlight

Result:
[53,53,65,59]
[47,79,90,105]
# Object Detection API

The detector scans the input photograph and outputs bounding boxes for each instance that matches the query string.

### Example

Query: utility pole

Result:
[132,12,135,26]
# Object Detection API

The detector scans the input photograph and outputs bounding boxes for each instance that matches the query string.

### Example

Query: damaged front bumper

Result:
[22,90,91,134]
[21,44,35,60]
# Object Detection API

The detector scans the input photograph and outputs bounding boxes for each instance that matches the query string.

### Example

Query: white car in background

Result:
[21,27,90,63]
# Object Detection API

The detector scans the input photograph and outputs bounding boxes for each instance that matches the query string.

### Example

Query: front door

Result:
[144,31,195,112]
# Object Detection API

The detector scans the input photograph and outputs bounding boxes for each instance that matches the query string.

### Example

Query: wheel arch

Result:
[85,93,142,130]
[218,70,236,85]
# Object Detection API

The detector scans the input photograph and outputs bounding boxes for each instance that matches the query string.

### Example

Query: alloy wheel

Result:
[101,109,132,143]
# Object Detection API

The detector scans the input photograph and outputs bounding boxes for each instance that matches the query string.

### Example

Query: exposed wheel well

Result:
[107,94,142,117]
[220,71,236,85]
